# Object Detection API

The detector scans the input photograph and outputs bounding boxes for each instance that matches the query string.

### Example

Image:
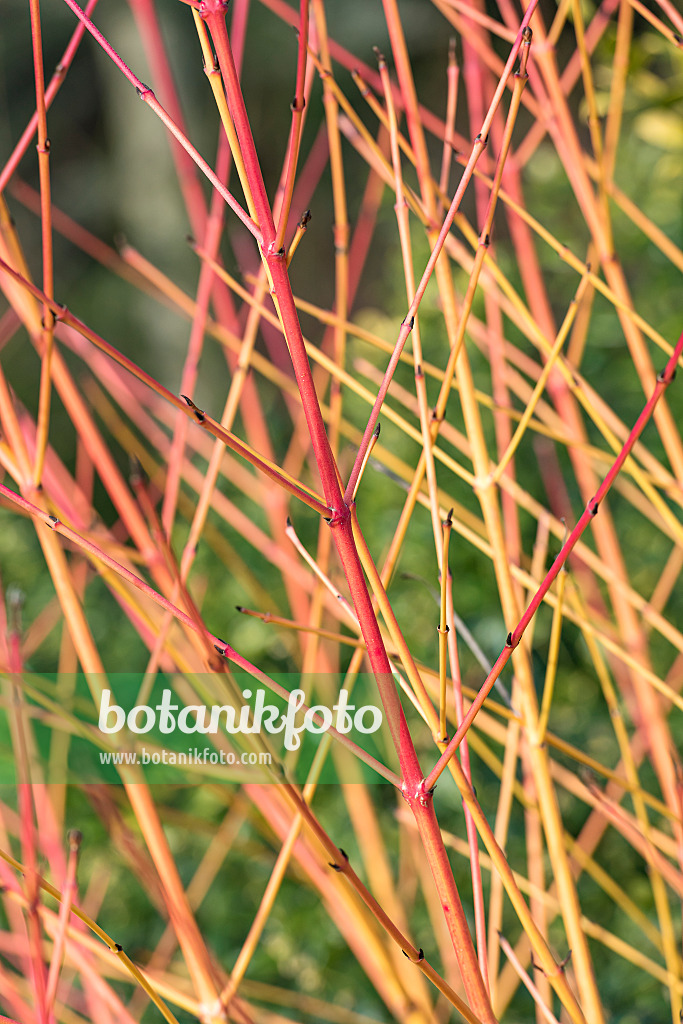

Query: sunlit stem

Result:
[498,934,562,1024]
[191,10,257,222]
[181,396,333,518]
[0,0,99,195]
[488,270,591,485]
[377,47,442,556]
[0,846,182,1024]
[237,605,365,649]
[424,323,683,794]
[438,510,453,742]
[45,829,81,1011]
[350,422,380,503]
[29,0,55,489]
[61,0,260,238]
[344,15,536,506]
[274,0,310,252]
[285,516,356,625]
[286,208,311,266]
[439,37,460,208]
[350,504,441,739]
[536,563,567,745]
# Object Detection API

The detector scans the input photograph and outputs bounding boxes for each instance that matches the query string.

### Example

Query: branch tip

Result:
[129,454,143,483]
[68,829,83,849]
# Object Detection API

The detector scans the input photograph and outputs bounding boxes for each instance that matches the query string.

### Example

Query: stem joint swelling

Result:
[657,365,677,385]
[402,777,436,808]
[324,505,351,529]
[505,629,521,650]
[263,243,286,260]
[198,0,229,17]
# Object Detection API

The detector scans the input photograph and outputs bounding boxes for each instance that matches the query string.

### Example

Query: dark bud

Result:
[129,454,143,484]
[68,829,83,849]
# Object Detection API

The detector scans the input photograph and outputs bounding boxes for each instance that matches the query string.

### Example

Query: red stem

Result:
[273,0,310,252]
[425,326,683,793]
[343,1,539,505]
[200,6,496,1017]
[0,0,100,194]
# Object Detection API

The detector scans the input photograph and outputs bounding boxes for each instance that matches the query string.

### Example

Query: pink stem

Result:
[343,1,539,505]
[425,327,683,793]
[200,6,496,1017]
[0,0,100,194]
[59,0,260,240]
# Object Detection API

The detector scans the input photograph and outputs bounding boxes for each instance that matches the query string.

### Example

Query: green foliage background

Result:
[0,2,682,1021]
